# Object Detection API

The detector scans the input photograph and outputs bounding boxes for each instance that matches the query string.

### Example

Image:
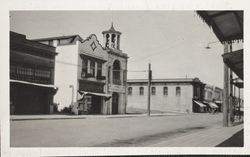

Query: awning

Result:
[78,91,112,98]
[10,79,57,89]
[196,11,243,43]
[194,100,206,107]
[208,102,219,108]
[215,100,222,104]
[222,49,243,80]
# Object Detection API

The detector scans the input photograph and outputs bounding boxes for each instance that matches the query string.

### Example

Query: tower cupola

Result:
[102,23,122,50]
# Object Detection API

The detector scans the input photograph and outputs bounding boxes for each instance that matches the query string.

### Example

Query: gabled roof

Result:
[33,34,84,43]
[10,31,57,55]
[196,11,243,43]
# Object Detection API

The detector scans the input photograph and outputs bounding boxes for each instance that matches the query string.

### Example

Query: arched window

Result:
[151,87,156,95]
[106,34,110,48]
[139,87,144,96]
[176,87,181,96]
[113,60,121,85]
[111,34,116,48]
[128,87,132,95]
[163,87,168,96]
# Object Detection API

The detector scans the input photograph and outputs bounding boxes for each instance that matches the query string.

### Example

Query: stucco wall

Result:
[54,42,79,110]
[78,34,109,81]
[106,54,127,114]
[127,83,193,113]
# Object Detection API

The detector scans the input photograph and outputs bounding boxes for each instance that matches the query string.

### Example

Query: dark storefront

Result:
[10,31,57,115]
[78,79,110,114]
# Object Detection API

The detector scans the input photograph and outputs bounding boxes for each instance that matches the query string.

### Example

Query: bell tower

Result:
[102,23,122,50]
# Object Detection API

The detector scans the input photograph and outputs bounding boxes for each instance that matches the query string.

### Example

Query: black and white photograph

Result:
[0,0,249,156]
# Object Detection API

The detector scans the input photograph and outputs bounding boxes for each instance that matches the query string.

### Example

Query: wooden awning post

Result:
[223,43,230,127]
[229,44,234,126]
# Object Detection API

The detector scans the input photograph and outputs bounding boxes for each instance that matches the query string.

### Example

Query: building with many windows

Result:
[127,78,205,113]
[33,24,128,114]
[10,31,58,114]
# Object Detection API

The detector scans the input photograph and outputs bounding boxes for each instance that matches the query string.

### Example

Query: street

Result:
[10,113,224,147]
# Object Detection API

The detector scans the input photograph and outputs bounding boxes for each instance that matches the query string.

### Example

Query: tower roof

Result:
[102,23,122,35]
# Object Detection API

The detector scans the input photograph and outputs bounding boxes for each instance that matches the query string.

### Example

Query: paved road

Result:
[10,113,223,147]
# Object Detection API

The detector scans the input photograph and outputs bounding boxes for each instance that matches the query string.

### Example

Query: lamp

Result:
[69,85,74,106]
[205,41,220,49]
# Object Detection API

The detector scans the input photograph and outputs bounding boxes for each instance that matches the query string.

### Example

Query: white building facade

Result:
[127,78,205,113]
[34,24,128,114]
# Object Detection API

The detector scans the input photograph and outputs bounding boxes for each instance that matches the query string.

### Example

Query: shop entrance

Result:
[11,84,48,115]
[90,95,101,114]
[112,92,119,114]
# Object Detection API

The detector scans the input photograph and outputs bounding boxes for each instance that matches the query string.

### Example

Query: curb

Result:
[10,113,186,121]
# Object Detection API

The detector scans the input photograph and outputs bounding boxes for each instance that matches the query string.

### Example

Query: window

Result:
[48,40,53,46]
[139,87,144,96]
[176,87,181,96]
[97,62,102,77]
[163,87,168,96]
[90,60,95,76]
[58,38,72,45]
[196,87,200,98]
[113,60,121,85]
[111,34,116,48]
[151,87,156,95]
[81,58,88,77]
[128,87,132,95]
[108,66,111,83]
[106,34,110,48]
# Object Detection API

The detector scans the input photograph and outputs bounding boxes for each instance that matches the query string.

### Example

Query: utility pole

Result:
[147,62,152,116]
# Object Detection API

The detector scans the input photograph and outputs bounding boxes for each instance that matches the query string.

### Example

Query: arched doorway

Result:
[112,92,119,114]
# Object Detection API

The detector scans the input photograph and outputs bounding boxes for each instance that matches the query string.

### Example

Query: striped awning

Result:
[194,100,206,107]
[208,102,219,108]
[78,91,111,98]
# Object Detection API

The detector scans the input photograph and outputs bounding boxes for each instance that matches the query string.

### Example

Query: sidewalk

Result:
[151,123,243,147]
[10,112,184,121]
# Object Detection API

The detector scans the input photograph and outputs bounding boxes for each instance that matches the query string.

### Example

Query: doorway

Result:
[90,95,101,114]
[112,92,119,114]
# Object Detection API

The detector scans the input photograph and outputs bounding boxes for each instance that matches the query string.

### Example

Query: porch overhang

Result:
[222,49,243,80]
[196,11,243,43]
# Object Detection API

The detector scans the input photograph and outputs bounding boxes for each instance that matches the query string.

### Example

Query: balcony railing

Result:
[113,79,121,85]
[96,75,106,80]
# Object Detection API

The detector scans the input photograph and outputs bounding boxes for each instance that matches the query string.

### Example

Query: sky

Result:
[10,11,229,88]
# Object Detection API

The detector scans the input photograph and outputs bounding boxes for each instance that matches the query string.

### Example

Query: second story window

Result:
[151,87,156,96]
[81,58,88,78]
[90,60,95,76]
[176,87,181,96]
[163,87,168,96]
[139,87,144,96]
[97,62,102,77]
[113,60,121,85]
[128,87,132,95]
